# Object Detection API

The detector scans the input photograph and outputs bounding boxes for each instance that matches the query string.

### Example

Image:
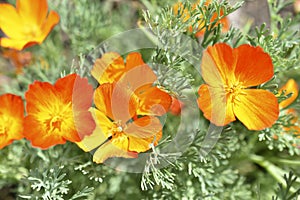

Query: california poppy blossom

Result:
[173,0,229,37]
[24,74,95,149]
[278,79,299,109]
[0,0,60,50]
[0,94,24,149]
[91,52,172,116]
[278,79,300,134]
[77,83,163,163]
[197,43,279,130]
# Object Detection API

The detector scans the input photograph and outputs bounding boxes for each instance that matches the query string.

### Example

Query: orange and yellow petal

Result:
[279,79,299,109]
[76,108,112,152]
[117,64,157,93]
[16,0,48,26]
[233,89,279,130]
[93,141,138,164]
[24,115,66,148]
[125,52,146,71]
[0,38,38,51]
[0,94,24,149]
[198,84,236,126]
[39,10,60,41]
[93,108,114,139]
[55,74,76,101]
[91,52,125,84]
[201,43,236,87]
[0,3,24,39]
[234,44,274,87]
[94,83,138,122]
[125,116,162,152]
[135,85,172,116]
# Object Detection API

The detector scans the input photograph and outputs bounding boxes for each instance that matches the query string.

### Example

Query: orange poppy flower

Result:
[278,79,299,109]
[0,0,60,50]
[24,74,96,149]
[197,43,279,130]
[2,49,32,73]
[91,52,172,116]
[77,83,163,164]
[0,94,24,149]
[173,0,229,37]
[278,79,300,134]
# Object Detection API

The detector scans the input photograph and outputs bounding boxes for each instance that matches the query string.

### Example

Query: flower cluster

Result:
[77,52,172,163]
[0,0,298,168]
[173,0,229,37]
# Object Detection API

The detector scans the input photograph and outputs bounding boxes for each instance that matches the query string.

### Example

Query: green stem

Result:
[249,154,296,193]
[270,158,300,166]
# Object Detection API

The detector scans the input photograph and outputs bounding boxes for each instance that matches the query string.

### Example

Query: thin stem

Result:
[250,154,296,193]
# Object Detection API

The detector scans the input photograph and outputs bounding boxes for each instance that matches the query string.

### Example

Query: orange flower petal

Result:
[233,89,279,130]
[0,94,24,149]
[125,52,146,70]
[24,115,66,148]
[91,52,125,84]
[169,96,183,115]
[25,81,57,115]
[55,74,76,101]
[94,83,138,122]
[39,10,60,41]
[279,79,299,109]
[198,84,236,126]
[135,85,172,116]
[117,63,157,92]
[16,0,48,26]
[72,76,96,139]
[125,116,162,152]
[93,141,138,164]
[201,43,236,87]
[234,44,274,87]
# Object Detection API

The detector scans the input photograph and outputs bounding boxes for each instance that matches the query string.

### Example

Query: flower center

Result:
[0,115,8,135]
[225,82,246,103]
[49,116,62,132]
[0,125,6,135]
[110,120,125,138]
[23,24,41,39]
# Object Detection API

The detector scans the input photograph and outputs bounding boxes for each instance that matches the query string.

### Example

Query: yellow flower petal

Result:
[233,89,279,130]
